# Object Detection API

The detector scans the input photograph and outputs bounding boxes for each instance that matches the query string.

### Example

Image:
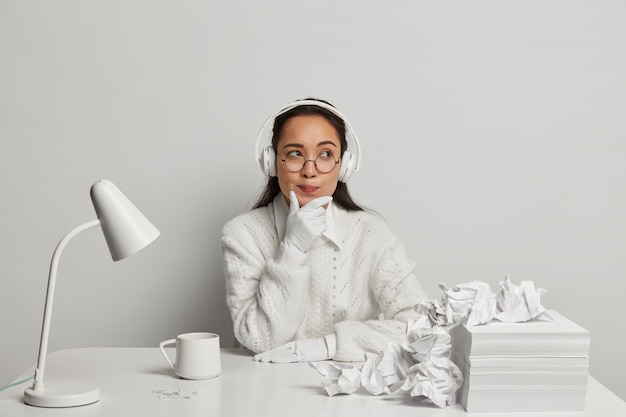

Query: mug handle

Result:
[159,339,176,370]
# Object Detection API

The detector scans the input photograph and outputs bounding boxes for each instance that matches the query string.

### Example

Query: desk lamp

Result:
[24,179,160,407]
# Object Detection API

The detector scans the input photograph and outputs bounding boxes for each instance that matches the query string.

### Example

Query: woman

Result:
[221,98,427,362]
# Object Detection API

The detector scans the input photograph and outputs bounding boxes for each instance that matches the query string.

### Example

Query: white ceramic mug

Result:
[159,332,221,380]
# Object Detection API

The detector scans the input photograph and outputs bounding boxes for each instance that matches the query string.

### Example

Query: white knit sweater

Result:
[221,201,428,362]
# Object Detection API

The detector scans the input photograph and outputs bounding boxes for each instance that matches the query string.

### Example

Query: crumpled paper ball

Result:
[415,300,448,327]
[361,343,413,395]
[403,320,451,363]
[495,275,549,322]
[399,357,464,408]
[440,281,496,326]
[309,361,361,396]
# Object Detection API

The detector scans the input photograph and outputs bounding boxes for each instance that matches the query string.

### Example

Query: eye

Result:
[318,150,335,160]
[286,150,303,158]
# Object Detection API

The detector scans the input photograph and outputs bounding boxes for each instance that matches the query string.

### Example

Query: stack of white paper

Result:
[450,310,590,412]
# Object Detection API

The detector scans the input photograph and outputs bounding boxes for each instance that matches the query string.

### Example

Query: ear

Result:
[259,145,276,177]
[337,151,355,183]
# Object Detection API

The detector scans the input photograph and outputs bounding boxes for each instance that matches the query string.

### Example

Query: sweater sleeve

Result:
[221,213,311,353]
[333,222,428,362]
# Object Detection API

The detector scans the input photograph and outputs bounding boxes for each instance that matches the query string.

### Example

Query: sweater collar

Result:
[273,193,342,249]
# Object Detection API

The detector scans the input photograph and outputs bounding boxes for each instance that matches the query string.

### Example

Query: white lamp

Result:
[24,179,160,407]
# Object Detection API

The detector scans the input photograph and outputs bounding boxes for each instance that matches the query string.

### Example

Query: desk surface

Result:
[1,348,625,416]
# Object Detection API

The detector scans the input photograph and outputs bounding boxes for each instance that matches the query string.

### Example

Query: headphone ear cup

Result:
[259,145,276,177]
[338,151,355,183]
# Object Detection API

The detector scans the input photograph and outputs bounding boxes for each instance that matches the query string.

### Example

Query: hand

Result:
[253,334,337,363]
[283,191,332,253]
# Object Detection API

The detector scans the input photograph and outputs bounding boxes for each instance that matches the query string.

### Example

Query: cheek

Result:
[276,169,295,191]
[324,176,340,195]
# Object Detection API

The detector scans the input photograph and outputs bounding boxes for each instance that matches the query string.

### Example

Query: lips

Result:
[298,185,318,193]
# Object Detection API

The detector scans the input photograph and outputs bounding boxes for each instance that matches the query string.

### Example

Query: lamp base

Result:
[24,382,100,408]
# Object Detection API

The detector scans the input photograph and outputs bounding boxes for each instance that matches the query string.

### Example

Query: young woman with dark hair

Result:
[221,98,427,363]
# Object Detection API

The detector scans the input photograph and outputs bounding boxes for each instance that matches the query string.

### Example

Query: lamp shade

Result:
[90,180,160,261]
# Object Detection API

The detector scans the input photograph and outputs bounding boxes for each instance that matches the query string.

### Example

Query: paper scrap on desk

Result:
[495,275,549,323]
[152,389,198,400]
[309,362,360,396]
[398,358,463,408]
[439,281,496,326]
[361,343,413,395]
[358,341,462,407]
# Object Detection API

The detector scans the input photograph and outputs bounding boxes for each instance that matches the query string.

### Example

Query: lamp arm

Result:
[31,219,102,391]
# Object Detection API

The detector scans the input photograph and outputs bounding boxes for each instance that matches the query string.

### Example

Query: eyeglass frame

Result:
[278,152,340,174]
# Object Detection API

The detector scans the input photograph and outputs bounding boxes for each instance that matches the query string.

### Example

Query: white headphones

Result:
[254,99,362,183]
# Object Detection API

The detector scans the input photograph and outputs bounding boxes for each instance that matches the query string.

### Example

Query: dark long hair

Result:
[253,99,363,211]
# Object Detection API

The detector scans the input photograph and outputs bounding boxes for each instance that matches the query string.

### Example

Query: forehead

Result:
[277,115,340,147]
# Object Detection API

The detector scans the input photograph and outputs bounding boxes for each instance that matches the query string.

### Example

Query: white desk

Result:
[1,348,624,416]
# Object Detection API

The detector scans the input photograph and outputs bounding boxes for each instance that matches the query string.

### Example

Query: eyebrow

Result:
[280,140,338,150]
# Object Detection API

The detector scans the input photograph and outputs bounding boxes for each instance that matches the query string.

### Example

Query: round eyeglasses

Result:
[280,151,339,174]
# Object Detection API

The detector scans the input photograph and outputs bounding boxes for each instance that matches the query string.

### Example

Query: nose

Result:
[301,159,317,177]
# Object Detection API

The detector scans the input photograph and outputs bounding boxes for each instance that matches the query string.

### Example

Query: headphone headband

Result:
[254,99,362,181]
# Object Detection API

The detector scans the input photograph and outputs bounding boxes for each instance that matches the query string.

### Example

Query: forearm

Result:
[334,241,428,361]
[333,311,417,361]
[223,238,310,352]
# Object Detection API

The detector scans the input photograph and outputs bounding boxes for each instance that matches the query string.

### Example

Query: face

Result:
[275,115,342,207]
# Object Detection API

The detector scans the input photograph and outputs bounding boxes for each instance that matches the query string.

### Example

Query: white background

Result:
[1,0,624,400]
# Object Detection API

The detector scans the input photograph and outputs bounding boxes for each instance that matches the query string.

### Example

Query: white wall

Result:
[1,0,624,401]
